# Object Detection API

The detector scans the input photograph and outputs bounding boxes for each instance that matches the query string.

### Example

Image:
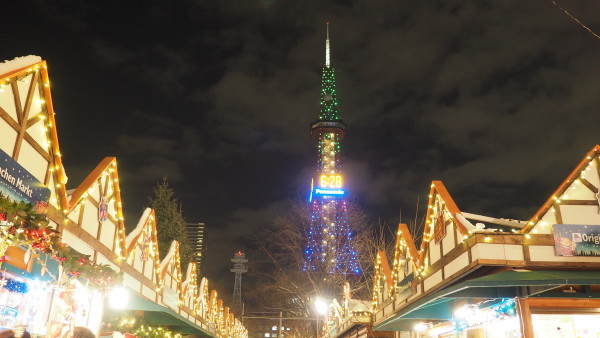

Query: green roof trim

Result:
[112,292,213,336]
[374,270,600,331]
[468,270,600,286]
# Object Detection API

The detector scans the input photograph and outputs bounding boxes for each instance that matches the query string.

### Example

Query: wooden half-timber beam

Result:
[522,145,600,233]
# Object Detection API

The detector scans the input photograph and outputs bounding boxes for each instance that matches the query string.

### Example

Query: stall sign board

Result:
[0,148,50,212]
[396,272,415,303]
[553,224,600,257]
[162,286,179,310]
[434,213,446,244]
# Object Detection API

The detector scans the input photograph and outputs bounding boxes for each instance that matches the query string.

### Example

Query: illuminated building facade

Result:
[186,222,207,277]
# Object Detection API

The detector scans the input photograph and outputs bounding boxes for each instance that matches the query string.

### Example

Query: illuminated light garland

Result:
[134,325,182,338]
[523,147,600,234]
[2,61,249,336]
[0,61,72,223]
[104,315,184,338]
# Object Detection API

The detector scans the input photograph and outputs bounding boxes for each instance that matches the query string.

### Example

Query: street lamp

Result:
[109,286,129,310]
[315,298,328,315]
[414,322,428,338]
[314,298,328,338]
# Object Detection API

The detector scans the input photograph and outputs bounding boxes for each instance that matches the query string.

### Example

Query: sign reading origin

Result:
[553,224,600,257]
[0,148,50,212]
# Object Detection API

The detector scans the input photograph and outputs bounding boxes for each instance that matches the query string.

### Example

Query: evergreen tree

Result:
[149,177,193,274]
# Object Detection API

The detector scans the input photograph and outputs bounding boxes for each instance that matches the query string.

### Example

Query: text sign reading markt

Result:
[0,148,50,210]
[553,224,600,257]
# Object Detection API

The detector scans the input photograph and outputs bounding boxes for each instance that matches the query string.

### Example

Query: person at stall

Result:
[0,329,31,338]
[0,330,14,338]
[72,327,95,338]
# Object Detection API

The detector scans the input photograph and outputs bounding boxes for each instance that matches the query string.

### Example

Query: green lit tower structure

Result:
[303,24,360,274]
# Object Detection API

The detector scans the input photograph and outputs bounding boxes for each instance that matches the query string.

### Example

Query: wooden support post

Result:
[517,298,534,338]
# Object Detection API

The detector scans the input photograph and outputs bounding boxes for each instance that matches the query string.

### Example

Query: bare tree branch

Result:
[244,199,395,337]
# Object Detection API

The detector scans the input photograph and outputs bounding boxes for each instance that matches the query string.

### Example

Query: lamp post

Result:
[314,298,328,338]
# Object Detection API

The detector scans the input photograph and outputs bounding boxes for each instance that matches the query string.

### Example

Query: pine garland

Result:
[103,314,183,338]
[0,193,122,289]
[135,325,182,338]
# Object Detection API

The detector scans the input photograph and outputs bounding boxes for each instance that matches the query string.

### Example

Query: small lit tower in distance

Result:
[231,251,248,313]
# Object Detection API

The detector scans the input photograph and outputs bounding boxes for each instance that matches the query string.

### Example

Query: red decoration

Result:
[0,194,122,288]
[98,196,109,222]
[34,201,48,214]
[140,228,152,261]
[434,212,446,244]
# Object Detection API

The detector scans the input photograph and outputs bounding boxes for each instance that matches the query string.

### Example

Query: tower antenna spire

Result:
[325,22,331,67]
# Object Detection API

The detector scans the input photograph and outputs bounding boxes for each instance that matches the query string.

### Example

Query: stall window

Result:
[533,313,600,338]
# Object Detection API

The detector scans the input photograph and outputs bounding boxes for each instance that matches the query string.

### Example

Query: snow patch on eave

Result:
[160,240,178,272]
[0,56,42,77]
[182,263,194,289]
[348,299,370,313]
[126,208,152,246]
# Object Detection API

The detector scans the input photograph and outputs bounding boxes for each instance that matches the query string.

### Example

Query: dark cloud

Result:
[5,0,600,297]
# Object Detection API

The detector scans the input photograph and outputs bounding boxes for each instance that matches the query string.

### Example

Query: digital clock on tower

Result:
[319,174,343,188]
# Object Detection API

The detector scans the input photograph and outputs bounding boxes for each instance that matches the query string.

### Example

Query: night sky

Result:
[4,0,600,299]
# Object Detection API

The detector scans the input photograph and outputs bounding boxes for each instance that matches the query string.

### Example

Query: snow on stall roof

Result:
[126,208,152,246]
[457,213,495,232]
[160,240,178,272]
[331,299,343,317]
[0,55,42,77]
[347,299,370,313]
[182,262,194,290]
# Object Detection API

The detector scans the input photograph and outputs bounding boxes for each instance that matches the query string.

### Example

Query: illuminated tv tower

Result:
[231,251,248,312]
[303,24,360,274]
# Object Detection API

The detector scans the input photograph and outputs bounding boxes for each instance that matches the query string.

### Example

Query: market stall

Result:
[0,255,57,335]
[0,56,247,338]
[372,146,600,338]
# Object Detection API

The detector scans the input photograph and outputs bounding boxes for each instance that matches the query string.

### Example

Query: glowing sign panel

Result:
[319,174,343,188]
[314,188,345,196]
